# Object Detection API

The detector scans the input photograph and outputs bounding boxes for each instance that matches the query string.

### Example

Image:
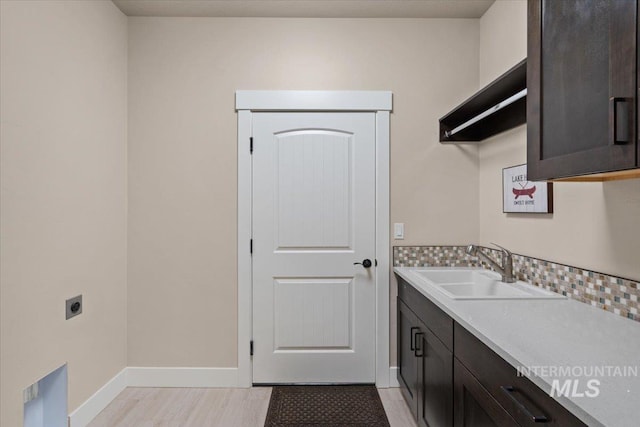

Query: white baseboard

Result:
[127,367,239,388]
[389,367,399,387]
[67,367,238,427]
[68,368,127,427]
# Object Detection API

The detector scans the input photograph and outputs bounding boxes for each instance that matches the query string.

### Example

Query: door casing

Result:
[236,90,392,387]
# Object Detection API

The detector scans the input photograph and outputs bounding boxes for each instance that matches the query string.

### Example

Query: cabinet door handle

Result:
[610,97,631,145]
[410,327,419,351]
[414,332,424,358]
[500,386,549,423]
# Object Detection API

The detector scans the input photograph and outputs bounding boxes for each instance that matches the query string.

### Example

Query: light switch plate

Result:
[394,223,404,239]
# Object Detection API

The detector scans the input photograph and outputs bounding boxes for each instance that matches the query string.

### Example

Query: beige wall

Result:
[0,1,128,425]
[127,17,480,368]
[478,0,640,281]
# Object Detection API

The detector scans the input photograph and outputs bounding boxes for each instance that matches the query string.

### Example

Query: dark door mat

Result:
[264,385,391,427]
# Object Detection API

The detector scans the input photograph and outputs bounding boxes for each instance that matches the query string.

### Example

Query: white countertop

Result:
[394,267,640,427]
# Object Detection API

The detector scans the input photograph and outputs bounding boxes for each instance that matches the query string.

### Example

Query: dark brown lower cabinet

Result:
[454,358,519,427]
[396,275,589,427]
[398,299,419,416]
[416,319,453,427]
[397,299,453,427]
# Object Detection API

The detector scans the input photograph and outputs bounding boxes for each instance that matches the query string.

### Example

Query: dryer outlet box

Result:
[65,295,82,320]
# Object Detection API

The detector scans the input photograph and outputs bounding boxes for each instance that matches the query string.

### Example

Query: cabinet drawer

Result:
[454,358,518,427]
[454,324,586,427]
[397,275,453,351]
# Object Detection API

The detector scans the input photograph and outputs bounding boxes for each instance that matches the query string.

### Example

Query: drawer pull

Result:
[414,332,424,358]
[500,386,549,423]
[410,327,419,351]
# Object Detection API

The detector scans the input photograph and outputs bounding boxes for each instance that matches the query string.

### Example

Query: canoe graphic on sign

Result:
[503,164,553,213]
[513,185,536,199]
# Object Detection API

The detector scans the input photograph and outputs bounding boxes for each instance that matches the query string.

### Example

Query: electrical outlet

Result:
[65,295,82,320]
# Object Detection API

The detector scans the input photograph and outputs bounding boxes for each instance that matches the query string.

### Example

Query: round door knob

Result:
[354,259,373,268]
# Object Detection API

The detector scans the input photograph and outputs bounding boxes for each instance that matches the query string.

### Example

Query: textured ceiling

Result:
[112,0,495,18]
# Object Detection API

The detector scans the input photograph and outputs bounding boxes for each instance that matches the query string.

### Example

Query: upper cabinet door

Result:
[527,0,638,180]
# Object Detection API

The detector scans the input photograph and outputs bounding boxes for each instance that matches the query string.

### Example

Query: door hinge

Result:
[250,137,253,154]
[250,340,254,356]
[250,239,253,254]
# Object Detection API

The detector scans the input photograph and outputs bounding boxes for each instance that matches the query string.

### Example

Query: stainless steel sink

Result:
[412,269,565,300]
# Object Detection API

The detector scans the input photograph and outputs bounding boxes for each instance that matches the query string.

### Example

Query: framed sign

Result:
[502,164,553,214]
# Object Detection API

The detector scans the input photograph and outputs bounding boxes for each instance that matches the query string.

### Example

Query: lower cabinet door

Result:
[398,299,419,415]
[417,319,453,427]
[454,358,519,427]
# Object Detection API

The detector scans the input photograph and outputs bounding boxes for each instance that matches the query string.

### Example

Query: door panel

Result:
[252,112,376,384]
[274,278,352,349]
[274,130,353,250]
[541,0,610,158]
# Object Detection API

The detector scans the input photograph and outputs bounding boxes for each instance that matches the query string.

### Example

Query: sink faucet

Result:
[466,243,516,283]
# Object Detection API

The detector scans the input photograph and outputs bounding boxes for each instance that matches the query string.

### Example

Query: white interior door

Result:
[252,112,376,384]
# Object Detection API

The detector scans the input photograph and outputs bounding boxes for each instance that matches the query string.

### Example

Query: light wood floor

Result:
[88,386,418,427]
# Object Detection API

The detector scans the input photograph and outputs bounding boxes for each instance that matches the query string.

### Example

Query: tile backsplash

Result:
[393,245,639,323]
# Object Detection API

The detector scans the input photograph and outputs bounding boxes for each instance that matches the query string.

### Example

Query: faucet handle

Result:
[490,243,512,257]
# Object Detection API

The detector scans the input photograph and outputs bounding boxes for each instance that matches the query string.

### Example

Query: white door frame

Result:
[236,90,392,388]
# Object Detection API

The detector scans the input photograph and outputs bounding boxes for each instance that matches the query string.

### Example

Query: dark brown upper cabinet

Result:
[527,0,640,181]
